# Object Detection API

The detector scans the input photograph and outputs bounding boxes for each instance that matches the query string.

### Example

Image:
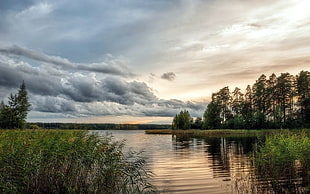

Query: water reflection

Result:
[172,135,256,191]
[254,154,309,194]
[92,130,309,193]
[172,134,309,194]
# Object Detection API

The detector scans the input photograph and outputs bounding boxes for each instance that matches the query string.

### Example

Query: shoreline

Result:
[145,129,310,136]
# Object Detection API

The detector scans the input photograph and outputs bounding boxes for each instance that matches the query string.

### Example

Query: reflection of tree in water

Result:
[172,134,308,193]
[204,136,258,179]
[172,135,258,177]
[172,134,192,149]
[253,157,309,193]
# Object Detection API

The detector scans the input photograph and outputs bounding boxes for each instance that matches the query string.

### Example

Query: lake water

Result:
[91,130,308,194]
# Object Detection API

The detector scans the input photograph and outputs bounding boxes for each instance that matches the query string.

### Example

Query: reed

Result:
[0,130,156,193]
[254,131,310,193]
[255,131,310,169]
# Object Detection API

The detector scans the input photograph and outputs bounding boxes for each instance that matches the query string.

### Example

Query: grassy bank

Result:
[146,129,277,136]
[146,129,310,136]
[145,129,173,134]
[0,130,156,193]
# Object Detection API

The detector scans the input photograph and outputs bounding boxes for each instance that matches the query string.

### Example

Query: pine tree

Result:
[253,74,267,114]
[16,81,31,128]
[266,73,277,124]
[0,82,31,129]
[296,71,310,126]
[275,73,296,126]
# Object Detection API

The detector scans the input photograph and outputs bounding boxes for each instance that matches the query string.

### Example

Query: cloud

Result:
[0,45,135,77]
[0,57,148,104]
[15,2,53,19]
[161,72,176,81]
[0,47,206,119]
[1,0,309,123]
[32,96,77,113]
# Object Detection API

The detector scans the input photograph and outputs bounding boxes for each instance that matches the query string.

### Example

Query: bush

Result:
[29,124,40,129]
[0,130,156,193]
[255,131,310,169]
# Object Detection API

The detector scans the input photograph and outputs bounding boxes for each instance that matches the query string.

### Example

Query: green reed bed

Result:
[255,131,310,170]
[0,130,156,194]
[254,131,310,193]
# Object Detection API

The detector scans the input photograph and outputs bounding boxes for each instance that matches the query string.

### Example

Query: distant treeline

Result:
[173,70,310,129]
[27,122,171,130]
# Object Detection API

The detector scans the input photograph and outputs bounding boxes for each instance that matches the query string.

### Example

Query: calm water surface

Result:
[91,130,307,194]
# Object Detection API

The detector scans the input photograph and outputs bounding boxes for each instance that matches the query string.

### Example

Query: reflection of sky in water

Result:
[91,130,306,194]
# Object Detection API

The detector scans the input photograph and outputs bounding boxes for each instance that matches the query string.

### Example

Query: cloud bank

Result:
[0,46,206,121]
[0,45,135,77]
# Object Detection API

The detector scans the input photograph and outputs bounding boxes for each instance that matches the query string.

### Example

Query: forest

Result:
[173,70,310,129]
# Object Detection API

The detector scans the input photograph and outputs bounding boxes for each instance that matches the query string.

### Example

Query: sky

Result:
[0,0,309,124]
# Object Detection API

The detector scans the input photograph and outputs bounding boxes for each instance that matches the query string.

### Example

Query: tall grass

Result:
[254,131,310,193]
[0,130,156,193]
[255,131,310,171]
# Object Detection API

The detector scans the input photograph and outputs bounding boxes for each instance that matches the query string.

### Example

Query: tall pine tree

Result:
[0,82,31,129]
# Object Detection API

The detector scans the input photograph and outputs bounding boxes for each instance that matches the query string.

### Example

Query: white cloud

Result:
[16,2,53,19]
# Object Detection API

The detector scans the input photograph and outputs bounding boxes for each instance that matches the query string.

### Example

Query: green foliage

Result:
[29,124,40,129]
[172,110,192,130]
[254,131,310,193]
[191,117,203,129]
[203,102,221,129]
[0,82,31,129]
[0,102,12,129]
[255,131,310,169]
[201,70,310,129]
[297,71,310,126]
[0,130,156,193]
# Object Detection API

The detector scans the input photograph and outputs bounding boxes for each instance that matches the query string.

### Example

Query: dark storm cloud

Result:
[101,77,158,105]
[0,55,206,118]
[0,45,135,77]
[0,62,22,87]
[0,50,206,118]
[0,58,153,105]
[161,72,176,81]
[32,96,77,113]
[0,61,64,97]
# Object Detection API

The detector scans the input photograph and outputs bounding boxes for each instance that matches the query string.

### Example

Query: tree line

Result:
[27,122,171,130]
[0,82,31,129]
[173,70,310,129]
